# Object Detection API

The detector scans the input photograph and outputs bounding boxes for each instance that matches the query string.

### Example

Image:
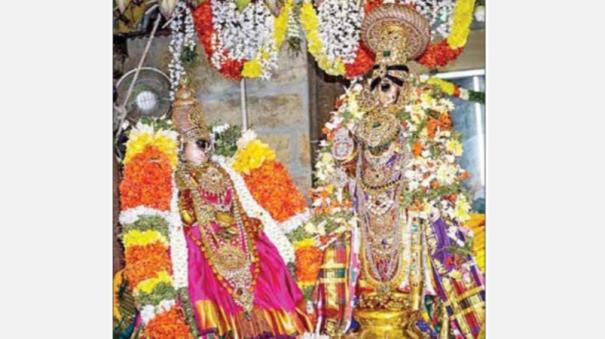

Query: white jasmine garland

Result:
[236,129,258,149]
[169,176,188,289]
[211,0,276,75]
[401,0,455,38]
[168,0,197,101]
[279,209,311,234]
[140,299,177,325]
[317,0,364,64]
[214,155,296,264]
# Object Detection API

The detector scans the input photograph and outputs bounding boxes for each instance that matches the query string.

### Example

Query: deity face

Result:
[184,138,211,165]
[377,80,401,107]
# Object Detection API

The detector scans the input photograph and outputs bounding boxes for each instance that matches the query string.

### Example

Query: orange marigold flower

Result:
[427,118,439,138]
[412,142,423,157]
[120,146,173,211]
[243,160,307,222]
[439,113,452,129]
[143,307,193,339]
[124,243,172,289]
[295,245,324,284]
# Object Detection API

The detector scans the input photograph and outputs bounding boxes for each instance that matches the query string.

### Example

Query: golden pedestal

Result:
[353,308,410,339]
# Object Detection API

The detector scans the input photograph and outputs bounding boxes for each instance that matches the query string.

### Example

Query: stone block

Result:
[256,133,292,164]
[248,94,305,128]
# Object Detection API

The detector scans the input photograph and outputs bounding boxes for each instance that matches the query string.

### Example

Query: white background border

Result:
[1,1,605,338]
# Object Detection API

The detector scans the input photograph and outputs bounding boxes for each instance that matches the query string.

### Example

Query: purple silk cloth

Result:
[185,225,304,325]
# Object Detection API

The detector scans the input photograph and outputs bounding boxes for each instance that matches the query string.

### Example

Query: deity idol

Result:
[172,80,311,338]
[311,4,485,338]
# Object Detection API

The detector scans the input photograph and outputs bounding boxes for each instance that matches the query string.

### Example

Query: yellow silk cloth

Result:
[195,300,311,338]
[465,213,486,272]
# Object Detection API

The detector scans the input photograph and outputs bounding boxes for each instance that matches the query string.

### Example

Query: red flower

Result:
[417,40,464,69]
[345,42,375,78]
[192,1,243,80]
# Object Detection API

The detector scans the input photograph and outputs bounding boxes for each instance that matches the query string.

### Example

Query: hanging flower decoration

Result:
[242,160,308,223]
[425,76,485,103]
[417,0,476,69]
[119,119,197,337]
[192,0,294,80]
[302,0,477,76]
[300,0,374,79]
[168,0,197,101]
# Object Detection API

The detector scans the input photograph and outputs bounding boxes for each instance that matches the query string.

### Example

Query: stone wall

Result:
[124,36,312,195]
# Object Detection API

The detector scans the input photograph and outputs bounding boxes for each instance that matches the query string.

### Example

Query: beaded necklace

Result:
[179,162,260,313]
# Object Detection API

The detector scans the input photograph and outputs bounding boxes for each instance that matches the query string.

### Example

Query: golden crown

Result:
[171,76,210,142]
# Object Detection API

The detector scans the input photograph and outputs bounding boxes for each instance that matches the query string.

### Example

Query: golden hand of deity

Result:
[215,212,238,238]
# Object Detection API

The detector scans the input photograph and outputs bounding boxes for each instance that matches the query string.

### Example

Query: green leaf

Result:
[235,0,251,11]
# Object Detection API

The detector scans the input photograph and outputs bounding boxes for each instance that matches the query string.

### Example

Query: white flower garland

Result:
[210,0,277,78]
[398,0,456,38]
[214,155,296,264]
[168,0,196,101]
[279,209,311,234]
[317,0,364,64]
[140,299,176,325]
[118,178,189,290]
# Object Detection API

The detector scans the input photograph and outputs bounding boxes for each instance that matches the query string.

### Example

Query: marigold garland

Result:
[294,240,324,287]
[122,229,169,248]
[193,0,294,80]
[427,76,485,104]
[124,243,173,289]
[135,270,174,296]
[124,126,179,169]
[231,139,276,175]
[302,0,478,73]
[300,0,373,79]
[417,0,476,69]
[142,307,193,339]
[243,160,307,222]
[120,146,173,211]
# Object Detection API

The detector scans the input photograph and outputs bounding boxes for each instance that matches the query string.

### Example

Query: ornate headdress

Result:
[171,76,210,142]
[361,4,430,88]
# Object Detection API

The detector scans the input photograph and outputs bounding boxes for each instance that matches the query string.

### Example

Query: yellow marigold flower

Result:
[242,59,263,78]
[294,238,316,249]
[454,195,471,224]
[134,270,173,295]
[447,0,476,48]
[273,0,293,46]
[427,77,456,95]
[447,139,463,156]
[123,229,168,248]
[232,139,276,174]
[124,130,178,169]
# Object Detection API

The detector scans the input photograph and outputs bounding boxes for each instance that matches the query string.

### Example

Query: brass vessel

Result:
[354,308,410,339]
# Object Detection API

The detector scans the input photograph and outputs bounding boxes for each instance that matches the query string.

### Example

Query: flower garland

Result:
[426,76,485,103]
[300,0,374,79]
[168,0,197,101]
[193,0,294,80]
[119,119,196,338]
[302,0,477,75]
[242,160,308,223]
[417,0,476,69]
[232,131,310,224]
[214,154,296,264]
[294,77,476,288]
